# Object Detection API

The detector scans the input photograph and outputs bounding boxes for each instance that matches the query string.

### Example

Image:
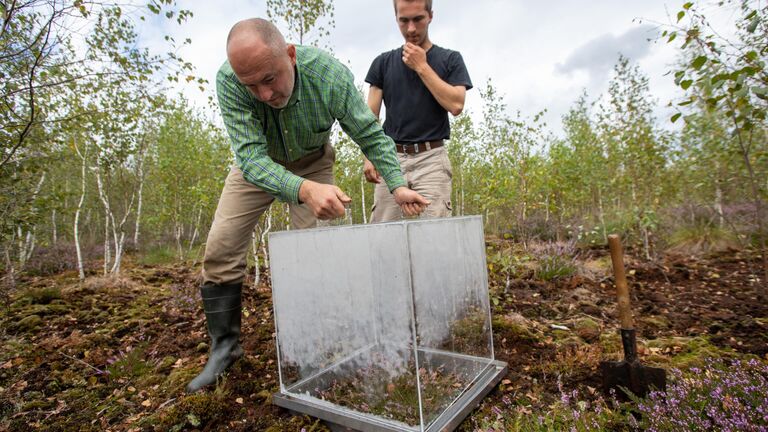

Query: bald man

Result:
[186,19,429,393]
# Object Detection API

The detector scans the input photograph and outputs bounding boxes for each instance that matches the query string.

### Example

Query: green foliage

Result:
[536,255,577,281]
[266,0,336,47]
[667,220,740,255]
[106,346,152,381]
[474,389,628,431]
[23,287,62,305]
[487,248,531,280]
[666,0,767,283]
[0,0,200,277]
[138,245,178,266]
[632,358,768,431]
[668,1,767,132]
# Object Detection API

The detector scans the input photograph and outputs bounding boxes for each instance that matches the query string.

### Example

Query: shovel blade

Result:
[600,360,667,399]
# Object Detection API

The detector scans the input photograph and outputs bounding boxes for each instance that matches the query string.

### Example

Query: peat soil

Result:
[0,242,766,431]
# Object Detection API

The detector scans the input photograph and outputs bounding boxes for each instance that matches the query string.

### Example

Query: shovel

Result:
[600,234,666,398]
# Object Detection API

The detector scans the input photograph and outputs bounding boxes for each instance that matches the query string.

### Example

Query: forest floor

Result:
[0,239,766,431]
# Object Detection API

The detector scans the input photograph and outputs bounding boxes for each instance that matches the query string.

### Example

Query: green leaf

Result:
[671,113,682,123]
[680,79,693,90]
[683,2,693,10]
[187,413,200,427]
[677,11,685,22]
[711,73,729,85]
[668,32,677,43]
[691,55,707,69]
[747,16,758,33]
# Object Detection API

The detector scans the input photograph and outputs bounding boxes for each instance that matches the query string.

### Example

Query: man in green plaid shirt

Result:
[186,18,429,393]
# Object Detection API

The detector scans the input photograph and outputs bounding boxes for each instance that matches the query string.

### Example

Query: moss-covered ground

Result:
[0,240,765,431]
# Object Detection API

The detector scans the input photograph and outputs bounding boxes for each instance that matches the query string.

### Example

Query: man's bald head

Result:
[225,18,297,109]
[226,18,286,56]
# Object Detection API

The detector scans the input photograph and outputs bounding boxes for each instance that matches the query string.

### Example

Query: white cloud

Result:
[135,0,716,134]
[555,25,658,82]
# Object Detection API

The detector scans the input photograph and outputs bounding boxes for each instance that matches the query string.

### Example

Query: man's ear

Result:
[287,44,297,66]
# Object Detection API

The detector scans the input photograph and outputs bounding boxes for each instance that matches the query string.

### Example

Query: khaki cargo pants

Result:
[371,146,452,223]
[202,144,335,285]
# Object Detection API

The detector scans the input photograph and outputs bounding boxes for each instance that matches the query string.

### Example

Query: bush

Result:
[24,243,79,276]
[138,244,177,266]
[530,241,578,281]
[476,383,627,431]
[666,224,740,256]
[633,358,768,431]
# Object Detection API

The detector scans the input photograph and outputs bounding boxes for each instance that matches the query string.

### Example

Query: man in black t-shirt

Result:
[363,0,472,222]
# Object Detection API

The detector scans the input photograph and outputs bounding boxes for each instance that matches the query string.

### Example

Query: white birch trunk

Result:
[251,229,260,282]
[95,160,113,275]
[261,209,272,269]
[24,228,36,264]
[74,140,87,281]
[187,207,203,258]
[598,187,608,244]
[134,161,144,247]
[16,174,46,268]
[175,222,183,260]
[52,209,57,245]
[3,248,14,290]
[103,214,110,275]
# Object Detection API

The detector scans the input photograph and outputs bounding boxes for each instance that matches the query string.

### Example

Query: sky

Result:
[139,0,722,135]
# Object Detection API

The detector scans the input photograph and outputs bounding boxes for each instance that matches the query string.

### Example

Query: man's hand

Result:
[298,180,352,220]
[392,187,430,216]
[402,43,428,73]
[363,157,382,184]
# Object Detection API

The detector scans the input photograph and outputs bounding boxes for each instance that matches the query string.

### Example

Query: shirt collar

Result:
[283,62,302,109]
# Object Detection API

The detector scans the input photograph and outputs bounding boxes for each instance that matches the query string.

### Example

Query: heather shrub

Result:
[530,241,578,281]
[24,243,80,276]
[476,383,626,431]
[632,358,768,432]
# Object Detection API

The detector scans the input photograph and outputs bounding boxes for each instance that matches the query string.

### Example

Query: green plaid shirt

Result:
[216,45,406,204]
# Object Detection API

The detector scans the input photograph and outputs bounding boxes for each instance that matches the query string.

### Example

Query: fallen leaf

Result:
[501,379,512,385]
[141,400,151,407]
[128,386,136,393]
[1,360,12,369]
[235,398,243,404]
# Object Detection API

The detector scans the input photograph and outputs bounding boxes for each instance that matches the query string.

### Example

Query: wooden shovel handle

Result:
[608,234,634,330]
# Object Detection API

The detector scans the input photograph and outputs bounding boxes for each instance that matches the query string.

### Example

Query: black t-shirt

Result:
[365,45,472,144]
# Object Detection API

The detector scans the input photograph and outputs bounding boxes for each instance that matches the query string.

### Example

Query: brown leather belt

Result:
[395,140,444,155]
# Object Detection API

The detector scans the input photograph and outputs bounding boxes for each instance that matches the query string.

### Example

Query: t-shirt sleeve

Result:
[446,51,473,90]
[365,54,384,89]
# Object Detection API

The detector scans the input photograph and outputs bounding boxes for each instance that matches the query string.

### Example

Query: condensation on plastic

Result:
[269,216,494,431]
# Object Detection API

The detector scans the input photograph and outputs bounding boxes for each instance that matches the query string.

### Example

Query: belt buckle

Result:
[414,142,419,154]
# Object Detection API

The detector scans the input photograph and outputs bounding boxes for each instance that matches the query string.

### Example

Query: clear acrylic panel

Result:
[407,217,494,428]
[269,216,495,431]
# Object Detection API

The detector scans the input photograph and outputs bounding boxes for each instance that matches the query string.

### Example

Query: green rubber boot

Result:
[186,282,244,393]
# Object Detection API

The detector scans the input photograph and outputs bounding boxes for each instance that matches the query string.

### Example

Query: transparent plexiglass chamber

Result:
[269,216,507,432]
